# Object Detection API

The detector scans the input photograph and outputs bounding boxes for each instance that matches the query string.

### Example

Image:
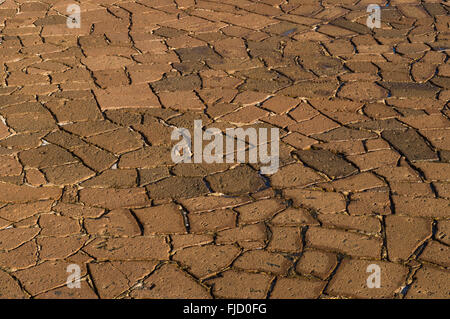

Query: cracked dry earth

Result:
[0,0,449,300]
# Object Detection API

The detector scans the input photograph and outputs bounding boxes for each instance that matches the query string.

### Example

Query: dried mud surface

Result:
[0,0,449,299]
